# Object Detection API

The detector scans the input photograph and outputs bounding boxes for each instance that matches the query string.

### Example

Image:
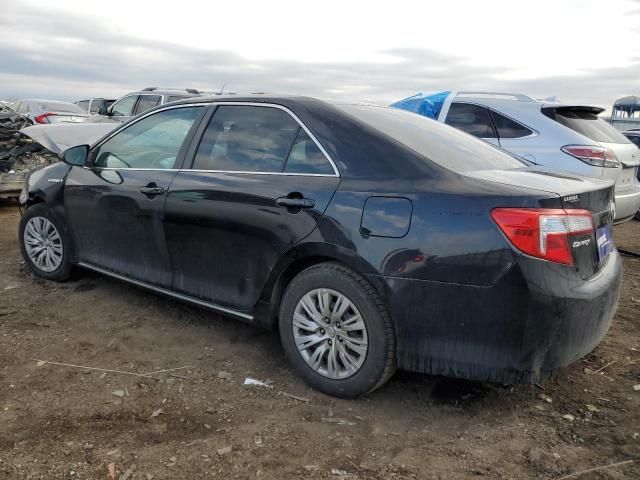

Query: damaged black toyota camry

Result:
[19,96,622,397]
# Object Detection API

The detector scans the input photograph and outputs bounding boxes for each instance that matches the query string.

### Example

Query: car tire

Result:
[279,262,396,398]
[19,203,73,282]
[635,209,640,221]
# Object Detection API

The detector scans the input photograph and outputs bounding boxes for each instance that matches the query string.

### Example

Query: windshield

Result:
[36,101,86,114]
[336,104,526,172]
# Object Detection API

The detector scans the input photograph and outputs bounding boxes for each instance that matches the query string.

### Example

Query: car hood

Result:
[20,123,117,155]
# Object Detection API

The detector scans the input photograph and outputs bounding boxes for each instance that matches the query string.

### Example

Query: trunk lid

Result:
[466,167,615,279]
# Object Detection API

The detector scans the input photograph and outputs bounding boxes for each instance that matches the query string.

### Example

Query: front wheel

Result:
[279,263,396,398]
[19,204,73,281]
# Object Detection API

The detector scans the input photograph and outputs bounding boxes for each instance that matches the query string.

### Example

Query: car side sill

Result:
[77,262,254,321]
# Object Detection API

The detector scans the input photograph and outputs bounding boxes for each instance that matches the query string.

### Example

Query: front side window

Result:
[93,107,202,169]
[110,95,138,117]
[445,103,496,139]
[134,95,161,115]
[193,105,300,172]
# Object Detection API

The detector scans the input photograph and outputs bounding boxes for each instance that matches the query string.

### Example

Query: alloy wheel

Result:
[23,216,64,273]
[292,288,368,379]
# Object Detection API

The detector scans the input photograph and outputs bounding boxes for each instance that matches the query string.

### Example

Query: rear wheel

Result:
[19,204,73,281]
[279,262,395,397]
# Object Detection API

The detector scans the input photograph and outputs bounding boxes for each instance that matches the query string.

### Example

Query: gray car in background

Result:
[394,91,640,223]
[11,99,90,124]
[99,87,202,123]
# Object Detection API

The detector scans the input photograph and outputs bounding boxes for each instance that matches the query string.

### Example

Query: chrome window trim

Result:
[449,100,539,140]
[90,101,340,177]
[77,262,253,320]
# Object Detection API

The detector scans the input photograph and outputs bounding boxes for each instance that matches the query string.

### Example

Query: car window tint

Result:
[94,107,202,169]
[193,105,299,172]
[543,107,630,144]
[284,129,333,174]
[445,103,496,138]
[78,100,90,111]
[111,95,138,116]
[341,104,526,172]
[491,111,533,138]
[135,95,162,115]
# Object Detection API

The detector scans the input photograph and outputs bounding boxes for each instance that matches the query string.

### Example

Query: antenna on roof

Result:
[219,83,226,95]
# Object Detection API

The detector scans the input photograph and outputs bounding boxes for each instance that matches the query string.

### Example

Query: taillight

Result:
[491,208,594,265]
[561,145,619,168]
[34,112,55,124]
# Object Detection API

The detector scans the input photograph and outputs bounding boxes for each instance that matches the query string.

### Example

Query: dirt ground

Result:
[0,204,639,480]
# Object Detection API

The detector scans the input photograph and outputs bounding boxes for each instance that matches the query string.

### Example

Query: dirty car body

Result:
[19,96,622,396]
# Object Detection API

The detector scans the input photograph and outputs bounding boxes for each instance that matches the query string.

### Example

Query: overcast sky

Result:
[1,0,639,111]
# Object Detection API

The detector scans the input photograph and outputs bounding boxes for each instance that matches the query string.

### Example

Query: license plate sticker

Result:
[596,224,613,261]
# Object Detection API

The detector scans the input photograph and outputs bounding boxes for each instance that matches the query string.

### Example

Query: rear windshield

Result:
[36,101,85,114]
[338,104,526,172]
[543,107,630,144]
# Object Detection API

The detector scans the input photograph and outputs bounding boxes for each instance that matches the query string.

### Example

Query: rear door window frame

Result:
[182,102,339,177]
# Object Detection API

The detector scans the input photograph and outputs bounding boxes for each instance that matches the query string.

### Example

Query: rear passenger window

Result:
[445,103,496,138]
[134,95,161,115]
[284,129,333,174]
[78,100,90,111]
[491,111,533,138]
[193,106,300,172]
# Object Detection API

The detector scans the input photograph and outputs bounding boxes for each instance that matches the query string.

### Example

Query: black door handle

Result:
[140,185,165,196]
[276,197,315,209]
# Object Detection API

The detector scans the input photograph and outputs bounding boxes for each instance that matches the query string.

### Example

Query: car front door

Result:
[164,104,340,311]
[64,105,205,287]
[444,102,500,146]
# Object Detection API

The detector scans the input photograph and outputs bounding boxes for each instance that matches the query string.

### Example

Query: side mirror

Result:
[98,106,108,116]
[62,145,89,167]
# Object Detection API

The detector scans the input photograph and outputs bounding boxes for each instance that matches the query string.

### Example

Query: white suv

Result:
[392,91,640,223]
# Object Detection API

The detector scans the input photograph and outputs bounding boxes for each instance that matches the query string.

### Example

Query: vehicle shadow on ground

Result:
[39,258,510,410]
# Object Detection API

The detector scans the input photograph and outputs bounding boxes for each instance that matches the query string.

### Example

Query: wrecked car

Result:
[0,121,116,200]
[18,96,622,398]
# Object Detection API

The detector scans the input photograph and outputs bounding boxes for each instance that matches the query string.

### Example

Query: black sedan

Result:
[19,96,622,397]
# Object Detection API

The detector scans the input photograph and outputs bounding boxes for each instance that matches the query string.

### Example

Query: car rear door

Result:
[164,103,340,311]
[64,105,205,287]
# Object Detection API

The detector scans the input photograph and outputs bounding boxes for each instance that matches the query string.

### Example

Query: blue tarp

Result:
[390,91,451,119]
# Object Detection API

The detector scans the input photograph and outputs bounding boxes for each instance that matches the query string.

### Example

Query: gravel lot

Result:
[1,203,639,480]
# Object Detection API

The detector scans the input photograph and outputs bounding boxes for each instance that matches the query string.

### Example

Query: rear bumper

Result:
[613,182,640,224]
[369,250,623,383]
